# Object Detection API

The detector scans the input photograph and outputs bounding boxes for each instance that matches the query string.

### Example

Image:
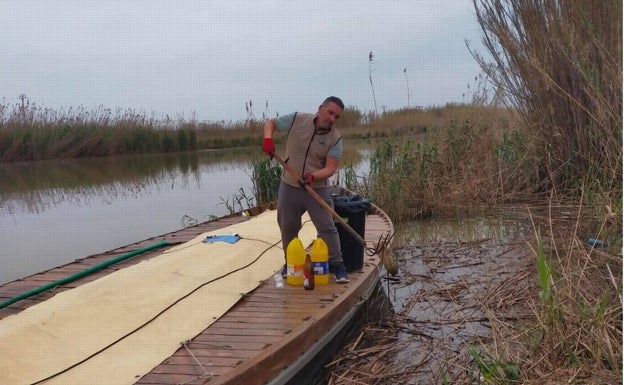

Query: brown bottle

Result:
[303,253,315,290]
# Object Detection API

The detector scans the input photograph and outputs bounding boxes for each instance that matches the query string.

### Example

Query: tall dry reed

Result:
[0,100,264,162]
[472,0,622,198]
[461,3,624,383]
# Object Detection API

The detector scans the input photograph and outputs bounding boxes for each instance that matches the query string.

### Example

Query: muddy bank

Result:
[323,207,621,385]
[324,216,535,384]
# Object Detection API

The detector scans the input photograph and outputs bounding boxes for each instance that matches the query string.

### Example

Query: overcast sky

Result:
[1,1,486,123]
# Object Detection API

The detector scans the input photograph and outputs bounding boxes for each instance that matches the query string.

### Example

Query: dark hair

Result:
[323,96,344,110]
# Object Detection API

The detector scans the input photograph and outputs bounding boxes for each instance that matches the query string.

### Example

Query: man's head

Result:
[316,96,344,130]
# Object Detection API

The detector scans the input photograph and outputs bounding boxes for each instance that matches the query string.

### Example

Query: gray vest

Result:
[282,112,342,188]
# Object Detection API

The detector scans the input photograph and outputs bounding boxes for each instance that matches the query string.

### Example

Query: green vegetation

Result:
[251,157,281,204]
[469,347,520,384]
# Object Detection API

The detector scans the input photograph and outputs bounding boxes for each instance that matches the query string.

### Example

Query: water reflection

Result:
[0,149,260,284]
[0,142,372,284]
[397,214,529,245]
[0,149,254,216]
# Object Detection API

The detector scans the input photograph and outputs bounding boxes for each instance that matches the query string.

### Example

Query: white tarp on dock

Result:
[0,210,317,385]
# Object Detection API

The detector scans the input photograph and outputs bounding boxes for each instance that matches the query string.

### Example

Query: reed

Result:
[0,97,513,163]
[447,3,623,383]
[0,101,269,162]
[348,108,539,224]
[467,202,622,385]
[472,0,622,199]
[250,156,281,205]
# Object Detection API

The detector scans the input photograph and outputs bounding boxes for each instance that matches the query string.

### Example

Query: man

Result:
[262,96,349,283]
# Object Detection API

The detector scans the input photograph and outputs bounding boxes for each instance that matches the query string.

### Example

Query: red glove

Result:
[262,138,275,158]
[300,172,314,187]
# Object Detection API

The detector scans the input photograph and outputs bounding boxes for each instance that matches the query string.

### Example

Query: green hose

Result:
[0,239,174,310]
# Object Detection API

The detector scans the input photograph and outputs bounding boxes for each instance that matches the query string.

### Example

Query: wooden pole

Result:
[272,154,366,248]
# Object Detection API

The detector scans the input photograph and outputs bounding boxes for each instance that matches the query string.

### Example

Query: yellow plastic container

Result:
[286,237,305,286]
[311,237,329,285]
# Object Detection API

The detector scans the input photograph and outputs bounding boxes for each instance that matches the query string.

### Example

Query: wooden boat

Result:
[0,189,393,385]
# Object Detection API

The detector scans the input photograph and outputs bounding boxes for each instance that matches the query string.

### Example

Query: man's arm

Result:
[309,156,339,181]
[263,118,276,139]
[262,119,277,157]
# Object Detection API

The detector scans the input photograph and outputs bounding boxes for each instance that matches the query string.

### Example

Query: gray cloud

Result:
[1,0,486,122]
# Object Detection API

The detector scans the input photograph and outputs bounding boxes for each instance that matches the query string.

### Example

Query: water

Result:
[324,214,533,384]
[0,143,374,285]
[390,214,530,317]
[383,215,530,383]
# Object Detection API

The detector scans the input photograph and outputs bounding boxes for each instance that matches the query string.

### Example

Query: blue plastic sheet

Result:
[203,234,240,244]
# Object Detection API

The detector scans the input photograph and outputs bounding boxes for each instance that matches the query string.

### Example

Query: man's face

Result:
[316,102,343,129]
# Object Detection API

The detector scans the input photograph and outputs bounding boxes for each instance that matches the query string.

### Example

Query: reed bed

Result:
[332,2,621,383]
[323,202,620,384]
[0,101,266,162]
[472,0,622,195]
[348,114,541,223]
[0,98,501,163]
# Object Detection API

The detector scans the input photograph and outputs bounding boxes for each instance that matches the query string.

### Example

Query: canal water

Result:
[0,144,372,285]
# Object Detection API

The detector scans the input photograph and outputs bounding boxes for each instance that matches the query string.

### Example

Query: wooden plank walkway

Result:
[0,204,393,385]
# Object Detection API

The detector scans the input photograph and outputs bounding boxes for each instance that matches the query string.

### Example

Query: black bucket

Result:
[332,194,371,272]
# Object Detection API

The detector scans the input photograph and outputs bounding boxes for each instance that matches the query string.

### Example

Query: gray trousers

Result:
[277,182,343,265]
